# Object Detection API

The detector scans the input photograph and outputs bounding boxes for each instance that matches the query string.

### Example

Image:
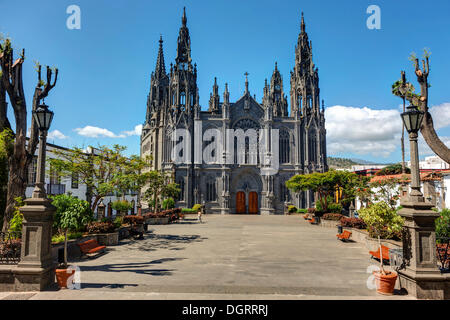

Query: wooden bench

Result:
[77,239,106,258]
[369,244,390,262]
[336,230,352,241]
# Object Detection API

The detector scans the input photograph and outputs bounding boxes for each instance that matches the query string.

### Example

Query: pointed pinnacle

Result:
[182,7,187,26]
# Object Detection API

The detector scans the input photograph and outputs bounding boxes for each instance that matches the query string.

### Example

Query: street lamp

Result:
[400,105,424,202]
[32,103,54,198]
[16,102,56,291]
[397,104,444,299]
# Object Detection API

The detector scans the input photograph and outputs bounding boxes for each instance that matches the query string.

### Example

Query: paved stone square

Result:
[3,215,414,299]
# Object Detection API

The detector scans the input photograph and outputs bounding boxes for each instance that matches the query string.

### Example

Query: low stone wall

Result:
[92,232,119,246]
[319,219,340,228]
[50,235,97,264]
[341,227,402,249]
[319,219,402,249]
[145,217,170,225]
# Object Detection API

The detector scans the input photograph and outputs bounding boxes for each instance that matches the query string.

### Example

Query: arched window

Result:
[206,178,217,202]
[245,137,250,164]
[177,179,185,201]
[279,130,290,164]
[107,202,112,217]
[280,182,289,202]
[130,200,135,215]
[180,92,186,110]
[234,136,238,164]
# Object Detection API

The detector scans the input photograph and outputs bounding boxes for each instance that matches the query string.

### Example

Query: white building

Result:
[408,155,450,170]
[25,142,138,218]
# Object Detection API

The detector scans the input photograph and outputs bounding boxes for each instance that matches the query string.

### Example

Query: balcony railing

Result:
[0,232,21,265]
[46,183,66,196]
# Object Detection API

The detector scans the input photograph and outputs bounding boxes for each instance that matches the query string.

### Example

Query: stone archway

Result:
[231,169,262,214]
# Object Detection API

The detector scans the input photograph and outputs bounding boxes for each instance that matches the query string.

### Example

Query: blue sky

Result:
[1,0,450,163]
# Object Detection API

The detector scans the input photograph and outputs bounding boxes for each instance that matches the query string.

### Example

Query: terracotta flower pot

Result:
[55,267,76,289]
[373,270,397,295]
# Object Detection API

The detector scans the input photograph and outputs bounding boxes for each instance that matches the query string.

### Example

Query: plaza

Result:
[0,215,414,300]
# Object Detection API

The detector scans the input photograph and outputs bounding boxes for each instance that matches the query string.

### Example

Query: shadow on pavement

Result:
[79,258,184,276]
[81,283,139,289]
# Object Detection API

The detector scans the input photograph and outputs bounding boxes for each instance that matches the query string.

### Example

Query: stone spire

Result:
[268,62,288,117]
[176,7,192,65]
[209,77,220,113]
[244,72,249,94]
[155,35,166,78]
[301,11,305,33]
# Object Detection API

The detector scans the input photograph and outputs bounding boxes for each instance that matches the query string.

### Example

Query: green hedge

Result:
[182,208,198,213]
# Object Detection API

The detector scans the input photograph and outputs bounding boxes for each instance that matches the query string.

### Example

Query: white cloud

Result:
[429,103,450,129]
[416,135,450,157]
[74,124,143,139]
[325,105,402,158]
[47,130,68,140]
[123,124,143,136]
[74,126,126,138]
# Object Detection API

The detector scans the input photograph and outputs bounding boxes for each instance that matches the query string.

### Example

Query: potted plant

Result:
[372,237,398,295]
[51,194,93,289]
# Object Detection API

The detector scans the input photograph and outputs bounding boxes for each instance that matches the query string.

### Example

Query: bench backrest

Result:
[342,230,352,237]
[78,239,100,252]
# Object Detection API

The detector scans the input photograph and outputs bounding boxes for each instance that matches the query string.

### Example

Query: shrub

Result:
[307,208,316,214]
[322,213,344,221]
[326,203,342,214]
[436,209,450,239]
[113,216,123,229]
[182,208,197,213]
[87,221,116,234]
[358,202,404,239]
[340,217,366,229]
[297,208,307,214]
[8,197,24,235]
[288,205,297,213]
[51,232,83,244]
[123,215,145,225]
[111,200,132,213]
[162,197,175,210]
[192,204,202,212]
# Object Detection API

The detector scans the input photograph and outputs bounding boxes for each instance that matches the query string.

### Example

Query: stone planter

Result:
[95,232,119,246]
[118,227,131,240]
[145,217,170,225]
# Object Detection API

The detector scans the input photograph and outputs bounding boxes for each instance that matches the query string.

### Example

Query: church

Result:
[140,8,328,214]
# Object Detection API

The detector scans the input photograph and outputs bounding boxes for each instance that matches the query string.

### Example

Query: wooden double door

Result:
[236,191,258,214]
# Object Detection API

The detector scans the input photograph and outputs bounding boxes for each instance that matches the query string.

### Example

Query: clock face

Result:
[275,84,280,91]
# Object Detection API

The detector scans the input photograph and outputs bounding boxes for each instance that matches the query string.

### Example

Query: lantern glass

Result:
[401,105,424,134]
[33,104,54,131]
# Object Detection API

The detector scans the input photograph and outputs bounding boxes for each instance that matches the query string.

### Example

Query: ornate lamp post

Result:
[16,103,56,291]
[31,104,54,198]
[397,105,446,299]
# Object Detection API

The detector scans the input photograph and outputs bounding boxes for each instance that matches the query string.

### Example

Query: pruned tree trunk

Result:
[412,57,450,164]
[420,112,450,162]
[0,39,58,232]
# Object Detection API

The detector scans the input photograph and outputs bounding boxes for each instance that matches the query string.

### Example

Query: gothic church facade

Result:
[140,8,327,214]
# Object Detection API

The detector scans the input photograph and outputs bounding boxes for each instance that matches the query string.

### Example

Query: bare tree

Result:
[0,38,58,231]
[407,51,450,163]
